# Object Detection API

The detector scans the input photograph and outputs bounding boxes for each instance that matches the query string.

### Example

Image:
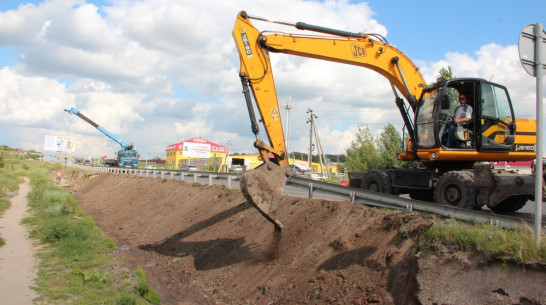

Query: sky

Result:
[0,0,545,160]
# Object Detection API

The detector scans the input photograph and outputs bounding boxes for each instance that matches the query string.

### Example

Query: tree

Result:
[377,123,403,169]
[345,126,379,171]
[437,66,460,116]
[0,149,4,168]
[437,66,454,82]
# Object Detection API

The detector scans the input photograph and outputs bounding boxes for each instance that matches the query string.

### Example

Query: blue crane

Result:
[64,107,138,168]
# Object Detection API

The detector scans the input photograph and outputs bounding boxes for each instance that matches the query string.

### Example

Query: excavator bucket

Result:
[240,162,289,231]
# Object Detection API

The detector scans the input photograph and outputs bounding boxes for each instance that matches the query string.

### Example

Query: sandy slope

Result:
[69,172,545,305]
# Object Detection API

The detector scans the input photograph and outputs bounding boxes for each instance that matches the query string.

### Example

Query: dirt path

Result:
[0,179,38,303]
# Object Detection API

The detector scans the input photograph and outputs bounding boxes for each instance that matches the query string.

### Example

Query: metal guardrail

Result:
[76,165,543,230]
[286,177,542,230]
[79,165,241,187]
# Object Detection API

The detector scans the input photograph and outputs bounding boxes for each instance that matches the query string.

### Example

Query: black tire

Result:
[489,196,528,213]
[409,190,435,202]
[434,171,477,209]
[361,170,392,194]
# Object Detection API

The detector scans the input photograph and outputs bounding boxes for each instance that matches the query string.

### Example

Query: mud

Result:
[67,171,546,305]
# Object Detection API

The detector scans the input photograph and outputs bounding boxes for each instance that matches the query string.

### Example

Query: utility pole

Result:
[219,140,231,173]
[312,114,330,179]
[307,109,316,167]
[282,96,293,163]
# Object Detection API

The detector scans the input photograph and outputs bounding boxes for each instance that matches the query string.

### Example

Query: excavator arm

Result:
[232,11,426,230]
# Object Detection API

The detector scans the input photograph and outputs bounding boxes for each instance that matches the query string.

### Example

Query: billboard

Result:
[182,142,210,158]
[44,135,76,152]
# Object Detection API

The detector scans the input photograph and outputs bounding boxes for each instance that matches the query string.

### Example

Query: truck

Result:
[232,11,539,231]
[64,107,139,168]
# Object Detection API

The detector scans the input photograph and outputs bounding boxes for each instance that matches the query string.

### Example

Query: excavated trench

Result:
[65,170,546,305]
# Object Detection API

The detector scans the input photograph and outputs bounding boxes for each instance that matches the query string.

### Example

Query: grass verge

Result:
[0,160,161,304]
[423,218,546,264]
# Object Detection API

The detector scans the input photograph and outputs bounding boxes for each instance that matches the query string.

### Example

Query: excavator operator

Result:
[445,93,473,147]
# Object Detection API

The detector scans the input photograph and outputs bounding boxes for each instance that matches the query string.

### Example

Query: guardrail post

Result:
[309,183,314,198]
[193,173,197,183]
[170,172,174,180]
[350,192,355,202]
[180,173,184,181]
[227,175,232,188]
[160,171,164,179]
[208,175,213,185]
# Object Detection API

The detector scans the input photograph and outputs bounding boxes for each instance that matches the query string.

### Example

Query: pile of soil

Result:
[67,171,545,305]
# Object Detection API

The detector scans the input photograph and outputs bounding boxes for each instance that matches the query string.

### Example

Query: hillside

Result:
[69,172,545,305]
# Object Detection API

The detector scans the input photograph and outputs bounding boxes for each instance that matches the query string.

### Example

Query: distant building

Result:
[227,154,263,171]
[165,137,227,170]
[226,154,339,175]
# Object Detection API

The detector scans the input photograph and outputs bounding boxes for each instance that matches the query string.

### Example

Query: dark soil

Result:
[66,171,546,305]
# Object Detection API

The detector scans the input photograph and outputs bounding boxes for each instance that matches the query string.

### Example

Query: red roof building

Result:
[165,137,227,170]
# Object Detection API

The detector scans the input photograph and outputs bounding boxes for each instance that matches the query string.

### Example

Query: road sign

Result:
[519,24,546,77]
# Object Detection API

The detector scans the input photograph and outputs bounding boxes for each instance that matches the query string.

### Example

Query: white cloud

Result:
[0,67,74,127]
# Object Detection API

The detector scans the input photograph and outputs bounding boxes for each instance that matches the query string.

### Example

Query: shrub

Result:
[41,220,89,243]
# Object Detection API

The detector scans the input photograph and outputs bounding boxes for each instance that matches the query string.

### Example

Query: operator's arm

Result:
[453,106,472,124]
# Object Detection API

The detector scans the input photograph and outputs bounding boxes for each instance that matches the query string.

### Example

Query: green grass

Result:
[423,218,546,263]
[0,159,160,304]
[134,266,161,304]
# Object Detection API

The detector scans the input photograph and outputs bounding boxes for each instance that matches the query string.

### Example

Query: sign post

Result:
[519,23,545,245]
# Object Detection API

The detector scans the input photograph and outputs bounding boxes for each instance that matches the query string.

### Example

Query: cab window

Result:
[415,89,437,147]
[480,83,514,143]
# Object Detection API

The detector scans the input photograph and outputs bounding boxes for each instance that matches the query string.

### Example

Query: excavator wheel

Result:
[434,171,477,210]
[240,162,290,231]
[361,170,392,194]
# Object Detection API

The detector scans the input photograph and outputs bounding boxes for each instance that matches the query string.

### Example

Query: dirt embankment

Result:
[67,171,545,305]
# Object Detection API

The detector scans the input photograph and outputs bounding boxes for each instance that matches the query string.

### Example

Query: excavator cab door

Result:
[415,79,480,150]
[477,82,516,152]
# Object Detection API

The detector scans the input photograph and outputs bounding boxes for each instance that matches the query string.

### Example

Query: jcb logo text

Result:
[352,44,366,57]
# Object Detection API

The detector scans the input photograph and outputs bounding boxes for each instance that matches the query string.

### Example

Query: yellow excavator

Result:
[232,11,538,231]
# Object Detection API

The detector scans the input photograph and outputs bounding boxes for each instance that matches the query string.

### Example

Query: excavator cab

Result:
[414,78,526,157]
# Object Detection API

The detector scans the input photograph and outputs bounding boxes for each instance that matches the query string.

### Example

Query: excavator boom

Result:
[233,11,537,224]
[233,11,426,230]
